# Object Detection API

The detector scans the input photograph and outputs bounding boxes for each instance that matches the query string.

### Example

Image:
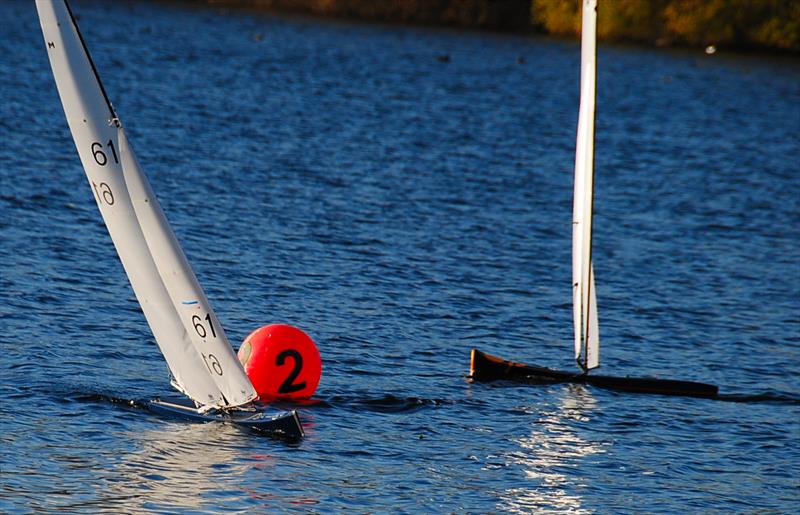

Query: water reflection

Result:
[89,421,253,512]
[501,385,608,514]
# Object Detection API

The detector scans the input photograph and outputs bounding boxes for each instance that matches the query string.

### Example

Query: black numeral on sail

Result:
[192,313,217,339]
[201,353,223,375]
[91,181,114,205]
[91,140,118,166]
[276,349,306,394]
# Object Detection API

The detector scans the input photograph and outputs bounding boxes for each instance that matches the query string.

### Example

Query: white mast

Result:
[36,0,257,408]
[572,0,600,372]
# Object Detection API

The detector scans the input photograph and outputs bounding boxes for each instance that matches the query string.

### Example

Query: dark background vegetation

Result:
[190,0,800,52]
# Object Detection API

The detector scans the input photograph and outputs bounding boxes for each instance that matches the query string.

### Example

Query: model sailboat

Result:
[36,0,304,436]
[469,0,717,398]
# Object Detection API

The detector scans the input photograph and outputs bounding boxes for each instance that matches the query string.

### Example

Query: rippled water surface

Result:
[2,1,799,513]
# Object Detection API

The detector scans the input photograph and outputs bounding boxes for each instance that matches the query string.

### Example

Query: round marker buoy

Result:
[238,324,321,401]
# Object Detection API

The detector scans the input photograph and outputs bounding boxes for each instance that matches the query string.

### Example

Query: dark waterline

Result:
[2,0,799,512]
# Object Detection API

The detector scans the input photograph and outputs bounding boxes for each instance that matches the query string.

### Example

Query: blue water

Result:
[2,0,799,512]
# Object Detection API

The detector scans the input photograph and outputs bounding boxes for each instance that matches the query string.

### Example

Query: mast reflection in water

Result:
[501,386,607,514]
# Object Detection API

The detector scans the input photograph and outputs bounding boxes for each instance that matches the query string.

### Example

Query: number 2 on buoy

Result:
[276,349,306,394]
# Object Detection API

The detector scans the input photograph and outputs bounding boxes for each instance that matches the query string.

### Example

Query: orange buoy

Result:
[238,324,321,401]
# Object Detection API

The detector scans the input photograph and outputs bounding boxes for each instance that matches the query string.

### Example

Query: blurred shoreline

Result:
[175,0,799,54]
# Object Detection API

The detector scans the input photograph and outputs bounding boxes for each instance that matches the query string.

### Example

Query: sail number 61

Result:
[91,181,114,205]
[91,140,118,166]
[192,314,217,339]
[201,353,223,376]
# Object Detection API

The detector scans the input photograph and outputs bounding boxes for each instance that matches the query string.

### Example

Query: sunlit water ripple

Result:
[1,0,799,513]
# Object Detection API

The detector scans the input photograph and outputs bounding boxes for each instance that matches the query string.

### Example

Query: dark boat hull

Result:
[149,397,304,440]
[470,348,718,398]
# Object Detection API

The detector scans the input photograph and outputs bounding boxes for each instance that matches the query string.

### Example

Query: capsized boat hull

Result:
[469,349,718,398]
[149,397,304,440]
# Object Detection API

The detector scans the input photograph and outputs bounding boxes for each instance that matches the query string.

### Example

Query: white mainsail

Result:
[36,0,256,408]
[572,0,600,371]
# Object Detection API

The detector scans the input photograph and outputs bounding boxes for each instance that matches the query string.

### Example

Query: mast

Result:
[62,0,116,123]
[35,0,257,407]
[572,0,600,372]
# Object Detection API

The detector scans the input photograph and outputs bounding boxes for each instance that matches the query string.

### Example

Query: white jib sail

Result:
[36,0,256,408]
[572,0,600,371]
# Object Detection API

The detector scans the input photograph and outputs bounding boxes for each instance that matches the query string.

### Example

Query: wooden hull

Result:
[149,397,304,440]
[470,349,718,398]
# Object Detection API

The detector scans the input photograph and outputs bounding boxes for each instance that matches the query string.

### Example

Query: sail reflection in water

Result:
[92,421,318,511]
[99,423,252,511]
[500,387,607,514]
